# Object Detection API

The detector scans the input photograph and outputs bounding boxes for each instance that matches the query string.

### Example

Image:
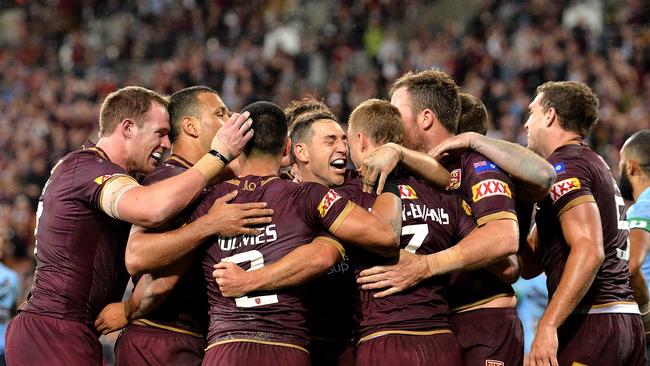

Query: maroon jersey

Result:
[191,175,353,349]
[22,144,131,327]
[337,173,475,341]
[443,152,518,311]
[131,154,208,336]
[535,143,635,308]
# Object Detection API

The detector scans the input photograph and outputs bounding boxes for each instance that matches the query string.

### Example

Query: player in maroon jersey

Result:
[89,86,274,365]
[173,101,403,366]
[4,86,258,366]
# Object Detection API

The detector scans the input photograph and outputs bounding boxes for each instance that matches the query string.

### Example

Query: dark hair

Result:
[241,101,288,156]
[167,86,218,143]
[458,92,488,135]
[288,110,339,162]
[536,81,599,138]
[348,99,405,145]
[389,69,461,134]
[624,129,650,173]
[99,86,169,136]
[285,96,337,129]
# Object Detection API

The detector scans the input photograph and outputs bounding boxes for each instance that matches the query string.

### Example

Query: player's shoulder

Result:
[142,162,187,186]
[628,189,650,219]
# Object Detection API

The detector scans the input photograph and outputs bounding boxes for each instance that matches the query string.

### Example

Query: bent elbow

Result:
[125,253,144,276]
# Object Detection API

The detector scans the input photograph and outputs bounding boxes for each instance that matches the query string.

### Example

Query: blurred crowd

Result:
[0,0,649,302]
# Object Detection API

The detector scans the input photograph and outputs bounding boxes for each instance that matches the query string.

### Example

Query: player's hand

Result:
[361,143,402,194]
[529,324,559,366]
[198,190,273,236]
[95,302,128,335]
[212,111,254,160]
[428,132,478,160]
[356,250,430,298]
[213,261,253,297]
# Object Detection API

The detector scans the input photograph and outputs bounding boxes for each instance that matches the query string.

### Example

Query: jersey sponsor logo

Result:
[471,179,512,202]
[554,162,565,174]
[318,189,342,218]
[398,185,418,200]
[461,199,472,216]
[549,177,581,202]
[486,361,504,366]
[473,160,498,174]
[94,174,115,185]
[446,169,462,190]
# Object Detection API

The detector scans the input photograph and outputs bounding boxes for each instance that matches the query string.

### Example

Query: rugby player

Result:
[357,71,528,365]
[4,86,254,366]
[192,101,404,366]
[94,86,274,365]
[519,82,645,365]
[619,130,650,361]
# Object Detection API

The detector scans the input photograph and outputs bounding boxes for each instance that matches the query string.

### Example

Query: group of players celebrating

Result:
[3,68,650,366]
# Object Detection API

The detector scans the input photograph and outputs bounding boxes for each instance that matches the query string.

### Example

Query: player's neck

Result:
[237,154,282,177]
[633,179,650,201]
[96,135,128,170]
[428,129,454,154]
[169,138,205,165]
[544,130,582,158]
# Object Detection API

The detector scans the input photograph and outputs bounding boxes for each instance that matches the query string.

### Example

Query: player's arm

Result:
[486,254,520,284]
[429,132,557,202]
[126,190,273,275]
[628,225,650,334]
[333,191,402,257]
[360,142,451,194]
[213,236,344,297]
[519,224,545,279]
[95,257,192,335]
[358,218,518,297]
[100,112,254,227]
[529,201,604,366]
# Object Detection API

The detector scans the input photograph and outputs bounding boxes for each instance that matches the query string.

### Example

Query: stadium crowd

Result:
[0,0,649,364]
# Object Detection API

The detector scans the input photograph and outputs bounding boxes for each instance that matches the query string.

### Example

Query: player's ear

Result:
[420,109,435,131]
[181,116,199,138]
[626,159,638,176]
[293,142,309,164]
[282,137,291,158]
[545,107,556,127]
[120,119,135,139]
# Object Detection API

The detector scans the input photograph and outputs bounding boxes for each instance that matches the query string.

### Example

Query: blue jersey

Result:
[627,187,650,290]
[0,263,20,354]
[513,275,548,354]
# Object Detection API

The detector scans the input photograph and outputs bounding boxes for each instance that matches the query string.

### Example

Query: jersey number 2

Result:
[222,250,279,308]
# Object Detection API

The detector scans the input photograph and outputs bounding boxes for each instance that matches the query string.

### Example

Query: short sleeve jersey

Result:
[336,173,475,341]
[443,151,518,311]
[535,144,634,308]
[132,154,209,336]
[628,188,650,290]
[192,175,351,349]
[23,144,132,327]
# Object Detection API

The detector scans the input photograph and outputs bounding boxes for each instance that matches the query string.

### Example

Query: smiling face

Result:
[301,119,348,187]
[125,101,171,174]
[196,92,229,153]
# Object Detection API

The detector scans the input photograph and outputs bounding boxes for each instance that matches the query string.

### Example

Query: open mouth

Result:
[150,151,162,164]
[329,158,347,172]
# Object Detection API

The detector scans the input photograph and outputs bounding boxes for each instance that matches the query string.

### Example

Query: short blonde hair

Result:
[348,99,405,145]
[99,86,169,136]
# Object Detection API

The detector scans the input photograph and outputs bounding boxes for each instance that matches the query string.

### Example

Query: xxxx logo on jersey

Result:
[550,177,580,202]
[94,174,115,185]
[318,189,342,218]
[471,179,512,202]
[398,185,417,200]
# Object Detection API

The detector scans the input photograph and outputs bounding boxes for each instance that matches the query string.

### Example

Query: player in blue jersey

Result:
[620,130,650,363]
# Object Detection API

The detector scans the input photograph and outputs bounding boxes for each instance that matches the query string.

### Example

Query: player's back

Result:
[195,175,348,350]
[537,143,634,308]
[23,145,131,326]
[339,173,475,341]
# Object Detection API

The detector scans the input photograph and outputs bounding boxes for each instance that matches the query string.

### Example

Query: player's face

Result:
[126,102,171,174]
[618,149,635,201]
[196,92,229,153]
[524,93,547,157]
[391,87,424,152]
[304,120,348,187]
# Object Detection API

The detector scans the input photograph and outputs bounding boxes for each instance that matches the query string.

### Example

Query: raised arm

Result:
[213,236,344,297]
[529,202,604,366]
[125,190,273,275]
[429,132,557,202]
[100,112,254,227]
[360,143,451,194]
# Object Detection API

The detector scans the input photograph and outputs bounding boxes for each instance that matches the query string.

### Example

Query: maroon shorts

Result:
[202,341,310,366]
[114,323,206,366]
[450,307,524,366]
[557,313,646,365]
[355,332,461,366]
[308,339,354,366]
[5,311,102,366]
